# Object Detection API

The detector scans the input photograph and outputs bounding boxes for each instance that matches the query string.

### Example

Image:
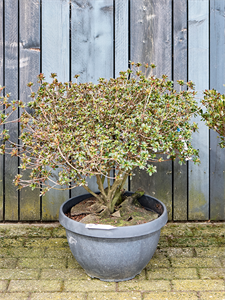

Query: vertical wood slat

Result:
[0,0,3,220]
[209,0,225,220]
[4,0,19,220]
[115,0,129,191]
[71,0,114,198]
[19,0,40,220]
[130,0,173,220]
[71,0,113,83]
[188,0,209,220]
[42,0,70,220]
[173,0,188,220]
[115,0,128,77]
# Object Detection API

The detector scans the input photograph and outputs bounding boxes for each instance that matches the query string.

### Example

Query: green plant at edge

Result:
[200,89,225,148]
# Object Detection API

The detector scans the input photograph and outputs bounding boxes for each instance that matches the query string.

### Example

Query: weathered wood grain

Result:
[42,0,69,83]
[209,0,225,220]
[115,0,129,191]
[42,0,70,220]
[130,0,172,77]
[0,0,3,220]
[71,0,114,198]
[173,0,188,220]
[188,0,209,220]
[0,0,224,221]
[4,0,19,220]
[130,0,173,220]
[71,0,113,83]
[115,0,128,77]
[19,0,40,220]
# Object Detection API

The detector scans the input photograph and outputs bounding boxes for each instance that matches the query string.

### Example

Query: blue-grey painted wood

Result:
[130,0,172,77]
[19,0,40,220]
[4,0,19,220]
[71,0,113,83]
[0,0,3,220]
[42,0,69,83]
[173,0,188,220]
[115,0,129,191]
[209,0,225,220]
[0,0,225,221]
[115,0,128,77]
[42,0,70,220]
[71,0,114,198]
[188,0,209,220]
[130,0,173,220]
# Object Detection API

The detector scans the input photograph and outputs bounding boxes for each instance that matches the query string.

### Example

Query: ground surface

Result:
[0,222,224,299]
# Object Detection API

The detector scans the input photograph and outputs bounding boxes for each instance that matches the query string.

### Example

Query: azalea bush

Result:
[201,89,225,148]
[13,63,200,214]
[0,86,21,153]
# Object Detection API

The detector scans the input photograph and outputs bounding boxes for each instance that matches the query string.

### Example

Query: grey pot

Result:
[59,192,168,282]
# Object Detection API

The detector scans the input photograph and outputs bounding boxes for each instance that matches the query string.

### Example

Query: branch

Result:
[96,174,107,199]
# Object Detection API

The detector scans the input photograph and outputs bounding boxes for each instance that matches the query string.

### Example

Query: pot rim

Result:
[59,192,168,239]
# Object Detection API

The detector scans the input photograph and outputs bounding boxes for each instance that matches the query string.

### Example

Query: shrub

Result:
[201,89,225,148]
[14,63,199,213]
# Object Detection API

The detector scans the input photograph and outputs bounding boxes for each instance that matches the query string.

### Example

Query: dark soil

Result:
[65,196,159,227]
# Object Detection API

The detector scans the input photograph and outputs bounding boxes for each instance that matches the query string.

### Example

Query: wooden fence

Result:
[0,0,224,221]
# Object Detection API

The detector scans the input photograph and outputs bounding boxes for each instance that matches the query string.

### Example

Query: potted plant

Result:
[200,89,225,148]
[7,63,200,281]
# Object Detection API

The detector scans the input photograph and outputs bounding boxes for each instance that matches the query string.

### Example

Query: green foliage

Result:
[14,64,200,211]
[0,87,22,154]
[201,89,225,148]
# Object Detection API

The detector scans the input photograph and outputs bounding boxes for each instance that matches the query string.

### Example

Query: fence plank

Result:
[130,0,173,220]
[209,0,225,220]
[173,0,188,220]
[42,0,70,220]
[71,0,113,83]
[115,0,128,77]
[4,0,19,220]
[19,0,40,220]
[0,0,224,222]
[0,0,3,220]
[188,0,209,220]
[71,0,114,198]
[115,0,129,190]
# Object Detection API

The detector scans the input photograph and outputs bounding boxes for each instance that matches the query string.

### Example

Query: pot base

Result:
[87,272,141,282]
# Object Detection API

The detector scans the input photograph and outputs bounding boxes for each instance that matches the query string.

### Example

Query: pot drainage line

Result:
[27,292,32,300]
[196,291,201,299]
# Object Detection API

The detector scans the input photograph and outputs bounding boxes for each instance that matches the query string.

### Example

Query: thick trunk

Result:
[106,173,129,213]
[107,189,123,214]
[87,171,130,214]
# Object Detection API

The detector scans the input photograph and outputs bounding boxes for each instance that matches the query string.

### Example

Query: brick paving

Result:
[0,222,224,299]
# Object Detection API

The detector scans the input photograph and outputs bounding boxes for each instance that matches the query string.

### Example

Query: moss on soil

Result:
[68,195,159,226]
